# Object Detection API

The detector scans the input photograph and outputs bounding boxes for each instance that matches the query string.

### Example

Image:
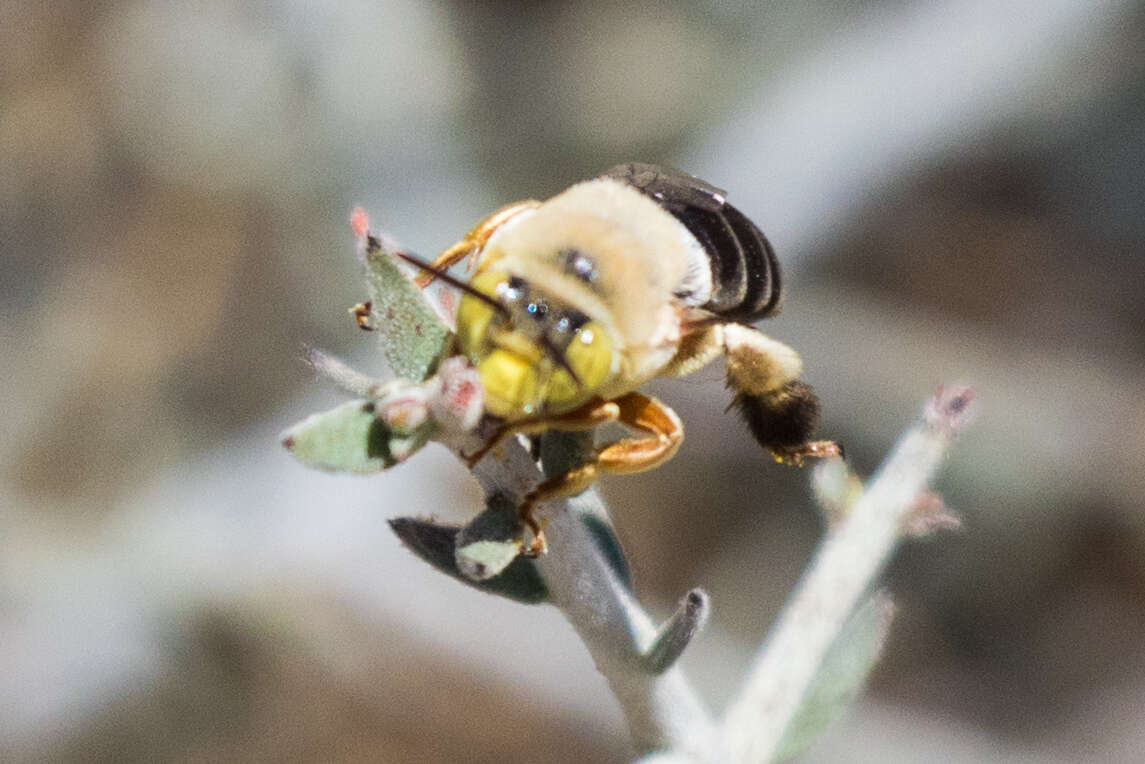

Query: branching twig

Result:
[284,215,976,762]
[436,426,721,759]
[721,386,975,762]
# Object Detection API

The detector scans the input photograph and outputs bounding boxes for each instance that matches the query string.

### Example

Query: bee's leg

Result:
[463,400,620,468]
[516,465,598,557]
[350,300,374,330]
[720,323,841,465]
[414,200,540,288]
[468,399,621,557]
[516,393,683,556]
[659,323,726,378]
[592,391,684,475]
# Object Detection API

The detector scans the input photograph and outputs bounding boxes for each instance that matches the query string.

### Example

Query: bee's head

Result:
[456,268,616,419]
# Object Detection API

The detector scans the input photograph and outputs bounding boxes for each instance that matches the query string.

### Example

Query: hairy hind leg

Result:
[721,323,840,464]
[662,322,840,465]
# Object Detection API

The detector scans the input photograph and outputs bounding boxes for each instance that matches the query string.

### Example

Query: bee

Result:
[376,163,839,555]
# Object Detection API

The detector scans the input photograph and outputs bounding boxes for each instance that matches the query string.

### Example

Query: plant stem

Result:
[539,492,718,758]
[722,387,974,762]
[440,427,721,759]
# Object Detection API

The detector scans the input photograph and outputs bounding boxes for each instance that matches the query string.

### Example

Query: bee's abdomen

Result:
[673,198,781,321]
[602,163,782,323]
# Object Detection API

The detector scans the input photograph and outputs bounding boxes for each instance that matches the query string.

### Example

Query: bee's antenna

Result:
[386,246,510,318]
[539,333,582,389]
[382,242,580,388]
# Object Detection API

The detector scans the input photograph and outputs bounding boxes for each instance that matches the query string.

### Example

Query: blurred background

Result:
[3,0,1144,761]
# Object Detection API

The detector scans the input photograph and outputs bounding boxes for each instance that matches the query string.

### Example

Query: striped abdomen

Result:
[601,162,782,323]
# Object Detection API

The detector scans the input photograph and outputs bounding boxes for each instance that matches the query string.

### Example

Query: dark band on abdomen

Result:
[601,163,782,323]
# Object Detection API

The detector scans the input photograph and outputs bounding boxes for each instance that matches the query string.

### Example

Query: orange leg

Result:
[594,392,684,475]
[350,301,374,331]
[414,200,540,288]
[464,399,619,468]
[769,440,843,467]
[514,392,683,556]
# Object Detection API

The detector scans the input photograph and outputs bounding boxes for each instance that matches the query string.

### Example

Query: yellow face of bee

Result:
[455,268,617,419]
[449,178,709,422]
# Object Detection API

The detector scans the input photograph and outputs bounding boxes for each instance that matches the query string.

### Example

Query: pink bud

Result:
[350,207,370,239]
[431,356,485,433]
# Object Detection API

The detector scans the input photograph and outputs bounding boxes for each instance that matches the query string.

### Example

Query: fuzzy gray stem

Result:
[540,494,717,757]
[722,386,974,762]
[438,427,720,759]
[643,590,709,675]
[723,391,975,760]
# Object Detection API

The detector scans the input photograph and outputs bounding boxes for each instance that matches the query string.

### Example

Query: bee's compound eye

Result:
[526,299,548,319]
[498,276,527,302]
[553,310,588,335]
[561,249,597,282]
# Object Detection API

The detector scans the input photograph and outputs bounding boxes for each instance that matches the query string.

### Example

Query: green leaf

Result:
[389,516,548,605]
[775,591,895,760]
[454,540,523,581]
[455,496,525,581]
[363,239,453,382]
[281,399,428,473]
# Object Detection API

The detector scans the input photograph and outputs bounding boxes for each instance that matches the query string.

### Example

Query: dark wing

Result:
[601,162,782,322]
